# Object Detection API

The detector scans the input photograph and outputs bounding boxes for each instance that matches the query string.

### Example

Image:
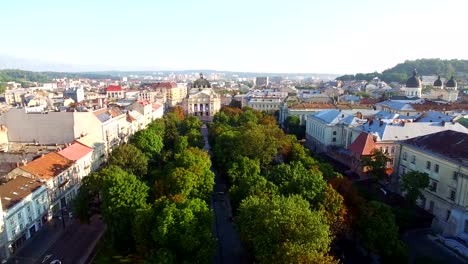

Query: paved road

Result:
[201,125,249,264]
[403,229,466,264]
[34,215,105,264]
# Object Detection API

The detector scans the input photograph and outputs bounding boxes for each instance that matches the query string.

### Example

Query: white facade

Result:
[0,177,49,260]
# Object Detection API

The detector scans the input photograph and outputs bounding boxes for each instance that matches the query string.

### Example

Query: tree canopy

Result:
[401,171,430,205]
[108,144,148,178]
[237,195,335,264]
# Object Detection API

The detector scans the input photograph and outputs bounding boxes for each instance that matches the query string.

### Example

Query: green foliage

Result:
[229,174,278,211]
[130,129,164,158]
[266,161,326,207]
[133,198,215,263]
[284,116,305,139]
[361,149,390,181]
[358,201,407,262]
[156,147,215,201]
[337,59,468,83]
[237,195,335,264]
[108,144,148,178]
[458,118,468,128]
[227,156,261,185]
[401,171,430,205]
[100,166,149,251]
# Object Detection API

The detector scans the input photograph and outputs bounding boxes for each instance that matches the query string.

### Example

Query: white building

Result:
[400,70,422,98]
[183,74,221,118]
[0,176,48,260]
[58,142,94,185]
[395,130,468,240]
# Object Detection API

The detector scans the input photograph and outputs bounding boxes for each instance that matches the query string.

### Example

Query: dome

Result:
[193,73,211,88]
[433,76,442,87]
[405,69,421,88]
[446,76,457,88]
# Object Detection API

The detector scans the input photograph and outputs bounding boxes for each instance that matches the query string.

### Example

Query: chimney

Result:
[442,121,445,126]
[379,120,384,127]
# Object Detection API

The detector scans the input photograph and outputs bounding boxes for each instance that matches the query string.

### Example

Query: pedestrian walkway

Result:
[8,217,73,264]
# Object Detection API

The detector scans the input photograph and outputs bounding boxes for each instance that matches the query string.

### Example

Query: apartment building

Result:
[57,142,93,185]
[395,130,468,239]
[0,176,48,260]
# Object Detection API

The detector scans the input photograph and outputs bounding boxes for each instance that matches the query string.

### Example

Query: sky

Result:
[1,0,468,74]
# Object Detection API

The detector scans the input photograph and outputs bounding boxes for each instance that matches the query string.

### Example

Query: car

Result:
[50,260,61,264]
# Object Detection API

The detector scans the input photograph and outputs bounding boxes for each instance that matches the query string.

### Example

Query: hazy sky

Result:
[1,0,467,73]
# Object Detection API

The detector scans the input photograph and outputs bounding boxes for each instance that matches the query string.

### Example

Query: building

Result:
[17,152,75,216]
[400,70,422,98]
[106,85,124,100]
[394,130,468,239]
[183,73,221,118]
[255,77,269,87]
[63,87,85,103]
[57,142,93,184]
[75,134,106,171]
[0,176,48,260]
[152,82,187,107]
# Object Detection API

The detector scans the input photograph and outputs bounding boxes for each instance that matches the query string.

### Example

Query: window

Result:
[429,201,434,213]
[332,131,337,135]
[401,166,407,176]
[426,161,431,170]
[420,196,426,208]
[403,152,407,161]
[17,212,22,220]
[465,220,468,233]
[385,147,389,154]
[411,155,416,164]
[449,190,456,201]
[435,164,439,173]
[27,205,31,213]
[453,172,458,181]
[429,181,438,192]
[391,146,395,154]
[332,138,336,142]
[28,216,32,223]
[446,210,451,221]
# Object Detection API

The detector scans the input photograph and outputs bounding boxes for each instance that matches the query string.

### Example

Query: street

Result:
[201,125,249,264]
[10,215,105,264]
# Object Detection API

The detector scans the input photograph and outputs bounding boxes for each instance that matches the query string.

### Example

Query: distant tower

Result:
[445,76,457,90]
[433,75,443,89]
[402,69,422,98]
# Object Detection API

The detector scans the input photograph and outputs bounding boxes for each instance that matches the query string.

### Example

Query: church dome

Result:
[433,76,442,87]
[405,69,421,88]
[193,73,211,88]
[446,76,457,88]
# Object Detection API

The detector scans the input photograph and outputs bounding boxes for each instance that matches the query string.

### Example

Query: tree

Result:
[108,144,148,178]
[401,171,430,205]
[72,172,104,223]
[229,174,278,211]
[266,161,326,207]
[100,166,149,251]
[130,129,164,158]
[358,201,407,262]
[237,195,335,264]
[361,149,390,181]
[226,156,261,185]
[319,184,349,236]
[284,116,306,139]
[133,198,215,263]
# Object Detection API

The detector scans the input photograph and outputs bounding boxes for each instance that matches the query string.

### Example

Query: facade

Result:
[0,176,48,261]
[106,85,124,100]
[255,77,269,87]
[183,74,221,117]
[18,152,75,216]
[247,98,284,112]
[152,82,187,107]
[63,87,85,103]
[76,134,106,171]
[58,142,93,185]
[400,70,422,98]
[394,131,468,239]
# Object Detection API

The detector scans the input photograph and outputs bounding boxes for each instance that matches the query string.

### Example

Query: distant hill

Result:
[337,59,468,83]
[0,69,118,85]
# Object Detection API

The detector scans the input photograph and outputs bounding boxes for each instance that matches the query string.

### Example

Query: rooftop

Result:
[58,142,93,161]
[106,85,123,92]
[21,152,73,180]
[0,176,44,210]
[349,132,376,156]
[403,130,468,165]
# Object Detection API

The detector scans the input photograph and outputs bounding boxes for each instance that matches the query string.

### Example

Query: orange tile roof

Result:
[21,152,73,180]
[349,132,376,156]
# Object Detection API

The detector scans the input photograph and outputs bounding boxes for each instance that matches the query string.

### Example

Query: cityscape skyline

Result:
[1,0,468,74]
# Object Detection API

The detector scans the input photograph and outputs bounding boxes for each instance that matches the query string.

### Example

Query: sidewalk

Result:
[8,217,73,264]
